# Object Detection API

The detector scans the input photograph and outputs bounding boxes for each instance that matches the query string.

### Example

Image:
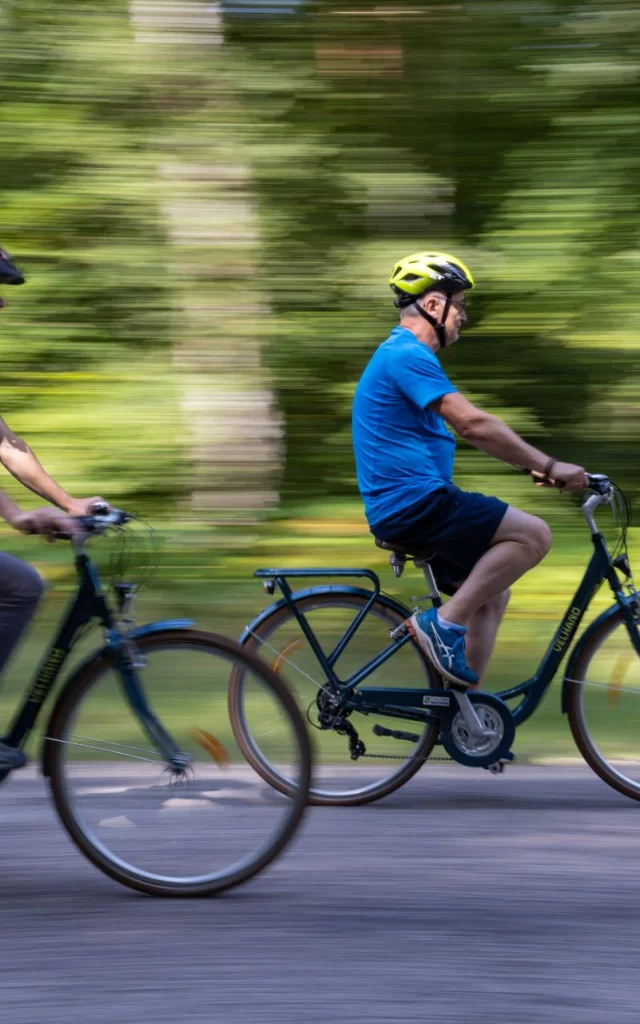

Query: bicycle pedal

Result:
[483,752,515,775]
[389,622,409,641]
[372,724,420,743]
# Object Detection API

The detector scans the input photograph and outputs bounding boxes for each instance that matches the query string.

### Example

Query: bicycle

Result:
[230,473,640,806]
[1,508,311,895]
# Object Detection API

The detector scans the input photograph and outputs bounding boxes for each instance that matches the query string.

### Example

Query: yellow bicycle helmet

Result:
[389,250,474,349]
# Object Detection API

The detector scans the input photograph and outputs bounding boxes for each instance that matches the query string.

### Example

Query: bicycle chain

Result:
[360,752,452,762]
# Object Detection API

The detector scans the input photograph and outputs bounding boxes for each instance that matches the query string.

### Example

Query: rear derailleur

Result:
[315,689,366,760]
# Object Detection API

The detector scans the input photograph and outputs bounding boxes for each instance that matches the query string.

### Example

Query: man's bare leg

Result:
[441,507,551,628]
[445,585,510,686]
[464,590,510,686]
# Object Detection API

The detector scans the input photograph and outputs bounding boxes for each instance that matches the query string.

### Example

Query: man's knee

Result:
[492,506,552,560]
[527,517,552,563]
[22,565,44,606]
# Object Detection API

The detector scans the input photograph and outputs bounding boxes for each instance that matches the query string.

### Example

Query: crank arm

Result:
[451,691,485,738]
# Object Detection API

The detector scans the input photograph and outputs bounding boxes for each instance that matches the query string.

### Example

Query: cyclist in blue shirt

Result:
[0,247,108,769]
[352,251,588,690]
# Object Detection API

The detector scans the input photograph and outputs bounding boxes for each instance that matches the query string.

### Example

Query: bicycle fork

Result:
[113,637,192,775]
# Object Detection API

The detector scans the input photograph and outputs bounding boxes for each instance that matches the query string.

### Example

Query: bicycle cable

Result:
[609,479,631,565]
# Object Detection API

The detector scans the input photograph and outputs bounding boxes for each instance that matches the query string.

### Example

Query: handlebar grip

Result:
[520,468,566,489]
[521,468,612,494]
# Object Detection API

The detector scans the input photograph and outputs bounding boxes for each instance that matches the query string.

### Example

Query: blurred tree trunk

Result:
[129,0,282,522]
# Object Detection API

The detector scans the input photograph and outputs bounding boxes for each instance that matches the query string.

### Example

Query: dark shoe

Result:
[0,742,27,772]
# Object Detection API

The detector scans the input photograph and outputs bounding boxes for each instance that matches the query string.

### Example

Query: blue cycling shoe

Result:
[407,606,478,690]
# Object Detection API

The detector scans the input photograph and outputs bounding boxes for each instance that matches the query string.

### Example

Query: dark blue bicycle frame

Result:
[4,552,193,767]
[254,529,640,729]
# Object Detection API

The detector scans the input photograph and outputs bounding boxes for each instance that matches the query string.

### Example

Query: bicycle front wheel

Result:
[566,608,640,800]
[46,629,311,896]
[230,593,439,806]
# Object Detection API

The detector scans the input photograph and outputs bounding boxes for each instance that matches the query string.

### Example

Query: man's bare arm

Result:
[431,392,588,490]
[432,393,551,470]
[0,419,75,511]
[0,487,23,528]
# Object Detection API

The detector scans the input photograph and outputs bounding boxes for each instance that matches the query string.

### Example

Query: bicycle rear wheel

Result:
[566,608,640,800]
[46,629,311,896]
[231,593,439,806]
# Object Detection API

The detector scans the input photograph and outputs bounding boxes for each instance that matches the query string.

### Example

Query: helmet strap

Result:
[413,294,452,350]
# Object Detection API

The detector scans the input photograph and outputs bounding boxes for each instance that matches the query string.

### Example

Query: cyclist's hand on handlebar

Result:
[12,507,85,541]
[532,462,589,491]
[64,496,111,517]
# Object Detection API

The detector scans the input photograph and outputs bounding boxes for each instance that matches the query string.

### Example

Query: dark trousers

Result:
[0,553,44,676]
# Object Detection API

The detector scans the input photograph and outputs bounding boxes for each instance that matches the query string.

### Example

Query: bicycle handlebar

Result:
[585,473,613,496]
[77,506,131,534]
[520,467,612,497]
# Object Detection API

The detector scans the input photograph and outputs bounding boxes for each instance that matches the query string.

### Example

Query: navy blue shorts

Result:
[371,484,509,595]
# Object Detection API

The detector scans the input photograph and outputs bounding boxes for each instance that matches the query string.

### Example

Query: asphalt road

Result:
[2,763,640,1024]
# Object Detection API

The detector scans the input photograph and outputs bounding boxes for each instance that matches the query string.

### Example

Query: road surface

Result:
[1,764,639,1024]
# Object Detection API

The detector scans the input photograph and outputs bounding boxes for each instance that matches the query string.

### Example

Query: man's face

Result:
[422,290,468,345]
[444,290,467,344]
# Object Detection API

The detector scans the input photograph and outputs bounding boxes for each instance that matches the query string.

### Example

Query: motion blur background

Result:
[1,0,639,754]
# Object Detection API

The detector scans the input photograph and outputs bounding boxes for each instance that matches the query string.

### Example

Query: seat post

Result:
[415,559,442,608]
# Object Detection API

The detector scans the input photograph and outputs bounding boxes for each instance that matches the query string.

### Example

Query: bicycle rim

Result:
[47,630,311,895]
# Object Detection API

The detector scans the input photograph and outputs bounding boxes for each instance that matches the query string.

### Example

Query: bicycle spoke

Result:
[565,677,640,697]
[46,735,166,765]
[65,734,167,757]
[246,626,331,692]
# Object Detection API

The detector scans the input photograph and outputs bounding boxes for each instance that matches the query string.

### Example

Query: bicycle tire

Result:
[46,628,312,896]
[230,592,439,806]
[565,607,640,801]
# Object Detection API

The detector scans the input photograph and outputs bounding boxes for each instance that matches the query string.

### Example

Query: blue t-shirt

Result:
[352,326,458,527]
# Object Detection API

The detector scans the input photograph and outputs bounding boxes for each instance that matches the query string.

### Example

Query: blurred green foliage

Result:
[1,0,639,758]
[1,0,639,526]
[227,0,640,507]
[0,0,187,507]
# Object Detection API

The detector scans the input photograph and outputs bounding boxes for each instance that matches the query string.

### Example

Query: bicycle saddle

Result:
[374,537,435,561]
